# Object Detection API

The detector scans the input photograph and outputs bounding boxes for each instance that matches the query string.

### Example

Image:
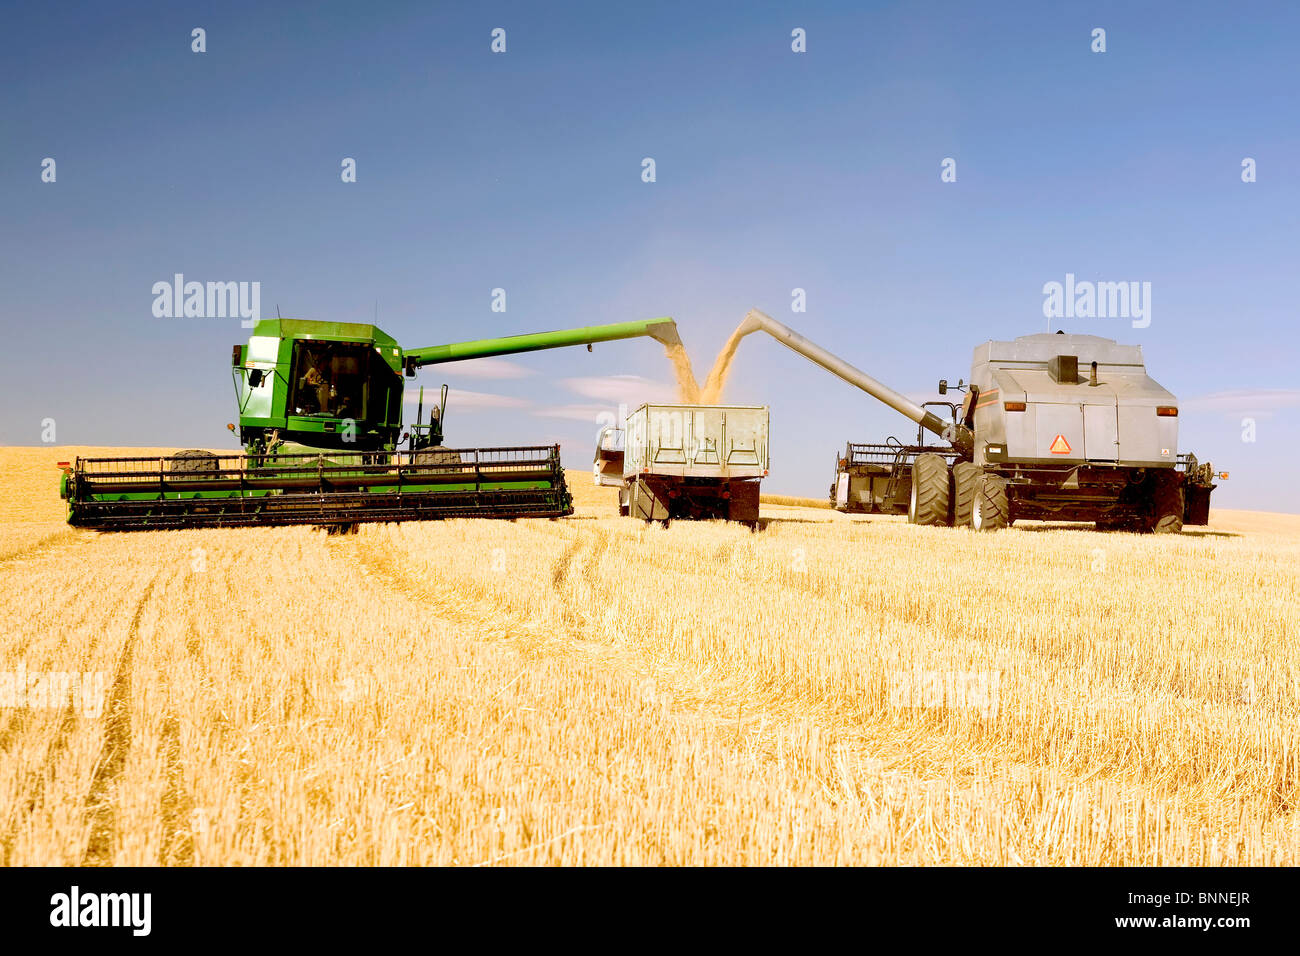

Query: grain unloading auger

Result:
[60,317,683,530]
[731,309,1223,532]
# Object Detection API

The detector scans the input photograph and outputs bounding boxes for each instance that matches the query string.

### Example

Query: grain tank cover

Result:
[973,332,1145,368]
[971,333,1178,466]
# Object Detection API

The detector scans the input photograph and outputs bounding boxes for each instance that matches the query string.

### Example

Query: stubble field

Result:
[2,445,1297,865]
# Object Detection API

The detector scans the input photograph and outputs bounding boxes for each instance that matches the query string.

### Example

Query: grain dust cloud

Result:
[698,324,748,404]
[663,341,701,403]
[662,317,751,405]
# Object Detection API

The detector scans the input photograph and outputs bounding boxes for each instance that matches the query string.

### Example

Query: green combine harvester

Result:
[60,317,682,530]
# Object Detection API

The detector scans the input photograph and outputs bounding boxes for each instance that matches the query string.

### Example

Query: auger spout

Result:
[735,309,973,454]
[404,317,681,368]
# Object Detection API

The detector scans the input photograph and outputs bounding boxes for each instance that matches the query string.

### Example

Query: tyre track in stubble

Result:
[158,553,204,866]
[0,529,86,566]
[0,559,139,865]
[81,573,159,866]
[336,523,620,663]
[551,528,613,633]
[0,588,119,758]
[157,714,195,865]
[0,698,79,866]
[0,531,99,664]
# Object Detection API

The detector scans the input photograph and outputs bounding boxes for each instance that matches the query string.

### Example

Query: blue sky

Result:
[2,1,1297,509]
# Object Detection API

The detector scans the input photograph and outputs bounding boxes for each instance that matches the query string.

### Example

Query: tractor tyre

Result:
[908,453,951,526]
[972,474,1009,532]
[1150,480,1184,534]
[1100,514,1146,533]
[414,446,461,466]
[170,449,219,473]
[951,461,981,528]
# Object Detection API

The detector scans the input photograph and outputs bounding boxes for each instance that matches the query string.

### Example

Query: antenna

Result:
[276,304,281,318]
[374,299,379,324]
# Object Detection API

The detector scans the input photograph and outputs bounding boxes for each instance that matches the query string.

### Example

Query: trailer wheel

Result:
[908,454,951,526]
[170,449,219,473]
[972,474,1008,531]
[726,481,761,524]
[1150,480,1184,534]
[951,462,981,528]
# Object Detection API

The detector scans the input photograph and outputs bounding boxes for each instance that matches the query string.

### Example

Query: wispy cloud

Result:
[530,404,611,423]
[561,375,678,404]
[403,388,530,410]
[424,358,535,380]
[1182,389,1300,418]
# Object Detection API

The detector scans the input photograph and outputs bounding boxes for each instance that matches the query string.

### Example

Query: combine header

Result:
[61,317,683,530]
[729,310,1223,533]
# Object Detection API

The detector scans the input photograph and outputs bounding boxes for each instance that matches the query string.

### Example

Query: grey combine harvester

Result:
[734,310,1223,532]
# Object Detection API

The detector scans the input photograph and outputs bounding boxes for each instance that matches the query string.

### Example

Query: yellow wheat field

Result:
[1,446,1297,865]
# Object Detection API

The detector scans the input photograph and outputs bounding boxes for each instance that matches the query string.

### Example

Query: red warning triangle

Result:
[1049,434,1072,454]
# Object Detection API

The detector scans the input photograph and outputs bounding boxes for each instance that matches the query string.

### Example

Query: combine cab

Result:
[62,316,684,530]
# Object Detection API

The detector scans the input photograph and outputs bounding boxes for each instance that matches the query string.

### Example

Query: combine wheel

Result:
[170,449,219,473]
[972,474,1008,532]
[951,462,981,528]
[1150,479,1184,534]
[908,453,951,526]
